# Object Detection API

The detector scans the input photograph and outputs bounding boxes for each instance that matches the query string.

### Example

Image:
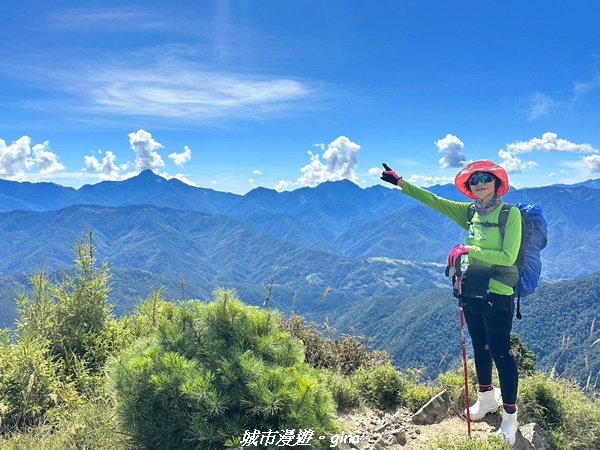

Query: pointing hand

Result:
[381,163,403,186]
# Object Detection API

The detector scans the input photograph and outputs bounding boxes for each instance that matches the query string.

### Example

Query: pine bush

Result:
[111,290,338,449]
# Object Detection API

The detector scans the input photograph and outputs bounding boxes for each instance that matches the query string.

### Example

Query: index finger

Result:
[382,163,392,171]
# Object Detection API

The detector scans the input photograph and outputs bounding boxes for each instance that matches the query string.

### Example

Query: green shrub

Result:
[282,314,391,375]
[432,435,511,449]
[111,290,339,450]
[323,371,361,412]
[0,334,77,432]
[438,362,478,414]
[519,373,600,449]
[352,363,406,410]
[519,373,565,430]
[0,391,131,449]
[403,382,437,412]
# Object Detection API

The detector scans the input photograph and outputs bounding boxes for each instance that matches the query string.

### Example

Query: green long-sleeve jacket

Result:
[401,182,522,296]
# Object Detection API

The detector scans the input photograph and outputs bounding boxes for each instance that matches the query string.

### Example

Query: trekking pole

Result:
[460,303,472,437]
[455,259,472,438]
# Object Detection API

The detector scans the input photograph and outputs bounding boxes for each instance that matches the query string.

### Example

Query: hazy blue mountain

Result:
[1,172,600,283]
[551,178,600,189]
[0,179,77,211]
[0,204,446,321]
[77,169,239,213]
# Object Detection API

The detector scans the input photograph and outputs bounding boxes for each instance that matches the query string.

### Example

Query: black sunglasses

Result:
[469,174,494,185]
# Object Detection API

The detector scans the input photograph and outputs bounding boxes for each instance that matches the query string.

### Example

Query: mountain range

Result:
[2,170,600,281]
[1,170,599,385]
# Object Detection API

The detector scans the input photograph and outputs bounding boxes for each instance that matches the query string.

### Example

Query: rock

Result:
[515,423,550,450]
[374,422,389,433]
[391,427,407,445]
[411,390,451,425]
[377,434,398,447]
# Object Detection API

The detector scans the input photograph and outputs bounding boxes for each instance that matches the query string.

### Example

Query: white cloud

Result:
[84,150,123,180]
[498,149,538,173]
[0,136,65,180]
[368,167,381,178]
[297,136,361,186]
[583,155,600,173]
[528,92,556,120]
[31,142,66,176]
[435,134,466,168]
[499,132,599,173]
[168,145,192,167]
[129,129,165,171]
[252,169,262,176]
[45,61,312,122]
[506,132,598,154]
[549,172,556,177]
[165,173,198,187]
[407,174,453,186]
[275,180,291,192]
[0,136,33,178]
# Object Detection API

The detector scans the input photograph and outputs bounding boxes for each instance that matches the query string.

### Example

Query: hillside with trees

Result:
[0,242,599,449]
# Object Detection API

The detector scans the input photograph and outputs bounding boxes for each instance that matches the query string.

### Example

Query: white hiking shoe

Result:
[465,388,502,420]
[496,407,518,445]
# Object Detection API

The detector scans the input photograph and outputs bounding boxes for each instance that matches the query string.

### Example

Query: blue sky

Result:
[1,0,600,194]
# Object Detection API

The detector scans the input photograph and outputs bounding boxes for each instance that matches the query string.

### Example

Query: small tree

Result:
[112,290,338,449]
[16,236,113,381]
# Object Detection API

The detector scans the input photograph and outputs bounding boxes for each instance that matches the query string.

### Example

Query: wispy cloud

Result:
[407,174,453,186]
[47,7,172,31]
[527,92,557,120]
[498,132,599,173]
[20,60,314,123]
[573,73,600,101]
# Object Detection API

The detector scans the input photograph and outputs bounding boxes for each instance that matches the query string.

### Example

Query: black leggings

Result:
[463,294,518,405]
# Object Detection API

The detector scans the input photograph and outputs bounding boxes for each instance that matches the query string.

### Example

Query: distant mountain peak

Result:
[244,186,277,198]
[136,169,164,180]
[137,169,164,180]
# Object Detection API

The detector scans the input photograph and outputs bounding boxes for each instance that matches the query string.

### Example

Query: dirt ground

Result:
[337,406,504,449]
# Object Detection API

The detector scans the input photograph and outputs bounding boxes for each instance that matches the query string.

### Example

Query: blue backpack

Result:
[468,202,548,319]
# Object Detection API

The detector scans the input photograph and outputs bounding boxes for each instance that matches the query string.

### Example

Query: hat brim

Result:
[455,160,510,199]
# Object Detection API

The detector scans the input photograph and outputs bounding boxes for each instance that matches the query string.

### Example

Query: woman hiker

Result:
[381,160,521,445]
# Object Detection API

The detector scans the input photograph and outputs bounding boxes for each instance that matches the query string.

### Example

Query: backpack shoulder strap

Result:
[467,203,476,224]
[497,203,512,240]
